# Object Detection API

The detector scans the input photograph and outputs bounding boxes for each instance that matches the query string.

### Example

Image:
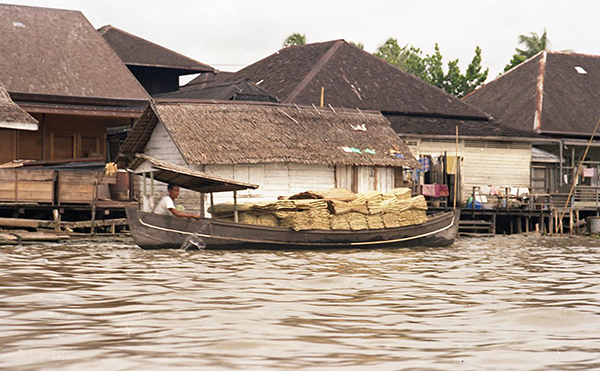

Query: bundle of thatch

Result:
[398,209,427,226]
[252,200,297,211]
[349,199,369,214]
[366,214,385,229]
[382,212,401,228]
[367,200,384,214]
[239,212,279,227]
[348,212,368,230]
[380,196,400,212]
[210,202,255,218]
[331,214,351,230]
[288,188,357,202]
[310,208,331,230]
[389,187,412,200]
[331,200,352,215]
[361,190,384,203]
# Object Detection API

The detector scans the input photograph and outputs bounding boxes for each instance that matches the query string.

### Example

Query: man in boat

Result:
[154,183,201,220]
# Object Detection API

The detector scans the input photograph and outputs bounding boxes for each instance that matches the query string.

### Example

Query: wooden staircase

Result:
[459,219,495,237]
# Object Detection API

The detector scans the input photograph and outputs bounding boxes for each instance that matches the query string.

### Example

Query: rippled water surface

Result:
[1,236,599,370]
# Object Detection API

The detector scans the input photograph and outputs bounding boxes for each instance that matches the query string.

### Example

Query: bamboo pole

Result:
[559,117,600,226]
[320,87,325,107]
[453,124,458,209]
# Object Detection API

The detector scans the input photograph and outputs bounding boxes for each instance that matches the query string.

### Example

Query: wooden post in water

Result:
[90,177,99,235]
[569,209,574,236]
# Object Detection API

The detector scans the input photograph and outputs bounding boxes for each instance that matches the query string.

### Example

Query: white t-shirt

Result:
[154,196,175,215]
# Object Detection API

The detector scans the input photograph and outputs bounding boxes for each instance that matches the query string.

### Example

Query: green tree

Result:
[350,41,364,50]
[504,29,549,72]
[283,33,306,47]
[374,39,488,97]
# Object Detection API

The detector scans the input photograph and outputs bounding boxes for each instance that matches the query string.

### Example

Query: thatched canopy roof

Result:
[120,101,418,168]
[129,154,258,193]
[156,79,278,102]
[194,40,489,120]
[98,25,214,73]
[0,82,38,131]
[464,51,600,137]
[0,4,148,101]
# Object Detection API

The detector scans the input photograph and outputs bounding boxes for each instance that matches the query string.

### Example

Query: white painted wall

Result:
[140,121,202,212]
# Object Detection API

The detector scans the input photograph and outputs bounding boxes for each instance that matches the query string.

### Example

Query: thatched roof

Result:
[0,4,147,100]
[464,51,600,137]
[129,154,258,193]
[98,25,214,73]
[195,40,489,120]
[120,102,419,168]
[0,81,38,130]
[155,79,278,102]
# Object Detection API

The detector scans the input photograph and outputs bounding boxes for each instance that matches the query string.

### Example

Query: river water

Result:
[0,236,599,370]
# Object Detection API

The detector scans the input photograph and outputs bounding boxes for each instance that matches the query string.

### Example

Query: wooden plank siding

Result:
[462,141,531,201]
[407,138,531,203]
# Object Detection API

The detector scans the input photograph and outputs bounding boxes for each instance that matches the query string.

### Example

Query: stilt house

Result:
[119,101,418,212]
[189,40,541,204]
[0,4,149,164]
[464,51,600,195]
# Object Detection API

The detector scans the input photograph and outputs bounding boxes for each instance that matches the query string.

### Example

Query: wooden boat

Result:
[126,206,459,250]
[125,154,459,250]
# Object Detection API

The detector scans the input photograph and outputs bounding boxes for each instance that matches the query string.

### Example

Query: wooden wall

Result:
[406,138,532,202]
[0,113,131,164]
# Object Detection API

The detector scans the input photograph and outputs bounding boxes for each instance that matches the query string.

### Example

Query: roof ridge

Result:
[533,51,547,132]
[464,52,544,100]
[283,40,345,104]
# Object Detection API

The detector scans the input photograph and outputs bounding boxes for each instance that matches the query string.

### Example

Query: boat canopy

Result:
[127,153,258,193]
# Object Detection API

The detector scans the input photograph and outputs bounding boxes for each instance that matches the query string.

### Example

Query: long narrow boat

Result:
[126,207,459,250]
[125,154,459,250]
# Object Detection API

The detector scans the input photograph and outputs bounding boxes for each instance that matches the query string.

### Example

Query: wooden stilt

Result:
[569,209,574,236]
[491,212,496,235]
[526,216,530,233]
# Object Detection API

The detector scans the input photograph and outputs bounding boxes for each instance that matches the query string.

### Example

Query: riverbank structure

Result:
[118,100,419,213]
[0,4,149,165]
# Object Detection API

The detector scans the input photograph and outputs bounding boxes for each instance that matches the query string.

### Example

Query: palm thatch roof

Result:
[0,4,147,101]
[155,79,278,102]
[0,82,38,130]
[464,51,600,137]
[189,40,489,120]
[120,101,418,168]
[98,25,214,73]
[129,154,258,193]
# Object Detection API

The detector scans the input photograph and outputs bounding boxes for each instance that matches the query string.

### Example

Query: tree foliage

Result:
[504,29,549,72]
[283,33,307,47]
[374,38,488,98]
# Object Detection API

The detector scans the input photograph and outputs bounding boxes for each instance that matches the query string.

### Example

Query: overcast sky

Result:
[4,0,599,81]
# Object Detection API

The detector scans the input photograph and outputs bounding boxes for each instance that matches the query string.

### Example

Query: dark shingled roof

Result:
[120,102,419,168]
[155,79,278,102]
[0,82,38,129]
[185,71,235,89]
[98,25,214,73]
[0,4,147,101]
[209,40,489,120]
[385,114,541,139]
[464,51,600,137]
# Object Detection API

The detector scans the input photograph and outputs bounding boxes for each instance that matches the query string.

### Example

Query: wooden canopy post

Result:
[233,190,239,223]
[210,193,214,217]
